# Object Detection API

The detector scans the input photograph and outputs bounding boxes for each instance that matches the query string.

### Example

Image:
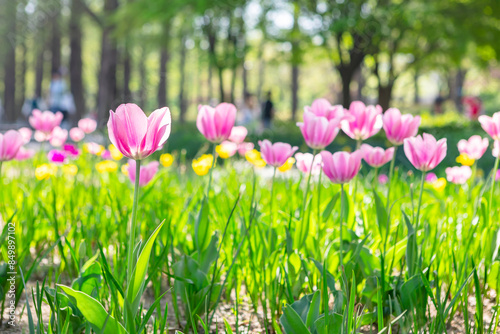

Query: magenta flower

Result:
[29,109,63,135]
[48,149,67,164]
[304,98,348,121]
[78,118,97,134]
[297,111,342,149]
[446,166,472,185]
[108,103,171,160]
[383,108,421,145]
[341,101,383,140]
[197,103,237,143]
[228,126,248,144]
[295,152,322,175]
[320,150,363,184]
[18,127,32,144]
[378,174,389,184]
[457,135,489,160]
[70,127,85,142]
[49,126,68,147]
[101,150,112,160]
[426,173,438,183]
[63,144,80,157]
[127,160,159,187]
[479,112,500,141]
[0,130,24,162]
[496,169,500,181]
[238,142,254,156]
[404,133,447,172]
[258,140,298,168]
[15,147,35,161]
[360,144,395,168]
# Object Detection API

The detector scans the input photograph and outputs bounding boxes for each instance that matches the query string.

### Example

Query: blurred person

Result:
[239,92,260,133]
[261,91,274,129]
[49,70,74,123]
[433,94,445,114]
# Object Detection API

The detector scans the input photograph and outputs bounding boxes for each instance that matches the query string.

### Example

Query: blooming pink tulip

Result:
[108,103,171,160]
[320,150,363,184]
[29,110,63,135]
[18,127,32,144]
[70,127,85,142]
[48,149,67,164]
[0,130,24,161]
[426,173,438,183]
[342,101,383,140]
[15,147,35,161]
[78,118,97,134]
[378,174,389,184]
[446,166,472,185]
[360,144,395,168]
[63,144,80,157]
[297,111,342,149]
[479,112,500,141]
[128,160,159,187]
[238,142,254,156]
[457,135,489,160]
[383,108,421,145]
[304,98,348,121]
[197,103,236,143]
[49,126,68,147]
[404,133,447,172]
[258,140,298,168]
[295,152,322,175]
[228,126,248,144]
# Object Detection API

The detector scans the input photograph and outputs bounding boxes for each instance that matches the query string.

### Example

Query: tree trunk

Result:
[123,42,131,100]
[218,67,224,103]
[96,0,119,126]
[242,57,248,98]
[378,83,394,111]
[157,46,169,107]
[139,47,147,107]
[69,0,85,120]
[339,69,354,108]
[208,62,213,102]
[355,66,364,101]
[35,32,46,99]
[3,0,17,122]
[50,5,61,74]
[179,35,187,122]
[18,42,27,116]
[230,66,237,104]
[291,65,299,121]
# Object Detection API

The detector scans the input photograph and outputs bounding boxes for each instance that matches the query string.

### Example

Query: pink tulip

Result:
[383,108,421,145]
[404,133,447,172]
[341,101,383,140]
[18,127,32,144]
[78,118,97,134]
[493,140,499,158]
[378,174,389,184]
[108,103,171,160]
[446,166,472,185]
[70,127,85,142]
[49,126,68,147]
[0,130,24,161]
[29,109,63,134]
[15,147,35,161]
[228,126,248,144]
[304,98,349,121]
[295,152,322,175]
[297,111,342,149]
[238,142,255,156]
[197,103,237,143]
[48,149,67,164]
[479,112,500,141]
[63,144,80,157]
[360,144,395,168]
[218,140,238,158]
[426,173,438,183]
[457,135,489,160]
[258,140,298,168]
[128,160,159,187]
[320,150,363,184]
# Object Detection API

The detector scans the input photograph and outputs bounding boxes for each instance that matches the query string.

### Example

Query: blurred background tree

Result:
[0,0,499,127]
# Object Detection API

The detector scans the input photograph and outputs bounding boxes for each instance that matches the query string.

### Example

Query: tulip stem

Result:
[268,167,277,244]
[317,169,323,231]
[301,149,317,219]
[206,144,217,199]
[385,146,398,213]
[127,159,141,284]
[489,152,500,217]
[415,171,426,233]
[339,183,345,267]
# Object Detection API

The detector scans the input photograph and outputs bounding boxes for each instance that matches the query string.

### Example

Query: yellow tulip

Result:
[432,178,447,192]
[192,154,214,176]
[62,164,78,176]
[160,153,174,167]
[35,164,57,180]
[108,144,123,160]
[278,157,295,172]
[245,149,267,168]
[456,153,474,166]
[95,160,118,174]
[121,163,129,176]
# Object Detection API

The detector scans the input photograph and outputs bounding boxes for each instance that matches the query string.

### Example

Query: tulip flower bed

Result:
[1,101,500,334]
